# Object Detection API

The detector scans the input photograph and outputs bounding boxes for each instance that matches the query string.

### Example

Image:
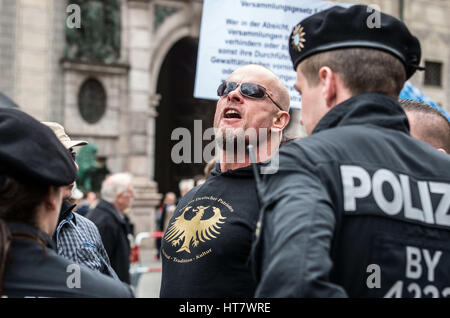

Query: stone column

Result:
[126,0,162,246]
[14,0,54,120]
[0,0,17,101]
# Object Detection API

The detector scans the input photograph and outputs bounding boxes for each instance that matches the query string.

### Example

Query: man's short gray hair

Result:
[100,173,133,203]
[179,179,194,193]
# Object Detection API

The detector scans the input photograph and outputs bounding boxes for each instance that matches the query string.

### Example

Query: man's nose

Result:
[227,87,243,103]
[74,161,79,172]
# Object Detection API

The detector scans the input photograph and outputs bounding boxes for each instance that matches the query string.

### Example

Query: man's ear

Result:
[272,111,290,132]
[318,66,337,108]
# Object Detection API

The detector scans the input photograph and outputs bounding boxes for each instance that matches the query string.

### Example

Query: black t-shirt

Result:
[160,165,259,297]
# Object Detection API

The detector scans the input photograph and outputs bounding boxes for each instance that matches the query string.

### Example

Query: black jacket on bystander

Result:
[87,199,131,284]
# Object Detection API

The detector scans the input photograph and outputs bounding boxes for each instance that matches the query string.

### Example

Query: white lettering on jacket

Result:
[341,165,450,227]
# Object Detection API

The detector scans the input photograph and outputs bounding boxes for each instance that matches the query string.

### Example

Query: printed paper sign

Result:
[194,0,351,109]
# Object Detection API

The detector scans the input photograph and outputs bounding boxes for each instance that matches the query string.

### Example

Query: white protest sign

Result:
[194,0,351,109]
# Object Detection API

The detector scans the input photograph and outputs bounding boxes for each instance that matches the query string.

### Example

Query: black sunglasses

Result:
[217,81,283,111]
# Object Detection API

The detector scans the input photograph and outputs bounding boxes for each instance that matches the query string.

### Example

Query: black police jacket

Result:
[2,222,134,297]
[87,200,131,284]
[253,93,450,298]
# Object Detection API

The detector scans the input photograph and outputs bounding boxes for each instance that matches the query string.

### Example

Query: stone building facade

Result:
[0,0,448,245]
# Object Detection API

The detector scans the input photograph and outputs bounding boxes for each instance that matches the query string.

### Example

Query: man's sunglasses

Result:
[217,81,283,111]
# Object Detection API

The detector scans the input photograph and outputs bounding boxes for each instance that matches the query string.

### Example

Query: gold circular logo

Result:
[291,24,306,52]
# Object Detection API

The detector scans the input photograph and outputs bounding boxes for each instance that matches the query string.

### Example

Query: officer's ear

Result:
[318,66,337,108]
[318,67,351,109]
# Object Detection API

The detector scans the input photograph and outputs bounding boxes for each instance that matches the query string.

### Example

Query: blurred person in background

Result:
[178,178,195,198]
[43,122,118,280]
[162,179,194,232]
[87,172,135,284]
[204,158,217,180]
[76,191,98,217]
[194,175,206,187]
[75,191,95,217]
[400,99,450,153]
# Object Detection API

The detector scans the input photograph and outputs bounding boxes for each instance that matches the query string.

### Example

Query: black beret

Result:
[289,5,422,79]
[0,108,77,186]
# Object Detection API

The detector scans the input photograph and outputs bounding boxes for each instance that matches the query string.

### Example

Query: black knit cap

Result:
[289,5,422,79]
[0,108,77,186]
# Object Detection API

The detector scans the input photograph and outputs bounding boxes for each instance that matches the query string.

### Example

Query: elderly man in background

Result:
[43,122,118,280]
[87,172,135,284]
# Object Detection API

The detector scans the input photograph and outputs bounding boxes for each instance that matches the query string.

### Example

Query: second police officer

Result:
[252,5,450,298]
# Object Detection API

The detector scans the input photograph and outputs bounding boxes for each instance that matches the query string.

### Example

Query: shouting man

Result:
[160,64,290,297]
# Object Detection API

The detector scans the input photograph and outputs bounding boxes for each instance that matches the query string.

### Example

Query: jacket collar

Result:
[211,162,257,178]
[7,222,56,250]
[97,199,126,224]
[58,200,77,225]
[312,93,410,135]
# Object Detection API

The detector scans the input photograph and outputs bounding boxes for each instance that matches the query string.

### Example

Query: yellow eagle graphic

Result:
[164,205,226,254]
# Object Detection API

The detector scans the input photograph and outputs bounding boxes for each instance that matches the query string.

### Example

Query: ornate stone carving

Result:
[154,4,180,31]
[65,0,121,64]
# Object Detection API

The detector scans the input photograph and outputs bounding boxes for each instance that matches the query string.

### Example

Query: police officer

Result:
[0,107,133,297]
[253,5,450,297]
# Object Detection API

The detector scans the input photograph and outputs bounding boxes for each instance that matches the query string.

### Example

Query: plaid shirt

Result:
[55,201,119,280]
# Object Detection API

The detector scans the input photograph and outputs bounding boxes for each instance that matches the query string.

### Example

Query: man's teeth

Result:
[225,110,240,116]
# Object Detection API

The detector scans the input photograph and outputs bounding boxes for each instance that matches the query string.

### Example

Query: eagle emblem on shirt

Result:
[164,205,226,254]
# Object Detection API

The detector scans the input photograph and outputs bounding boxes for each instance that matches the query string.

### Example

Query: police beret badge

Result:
[291,24,306,52]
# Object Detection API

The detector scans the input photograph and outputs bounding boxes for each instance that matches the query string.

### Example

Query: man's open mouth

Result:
[223,108,242,119]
